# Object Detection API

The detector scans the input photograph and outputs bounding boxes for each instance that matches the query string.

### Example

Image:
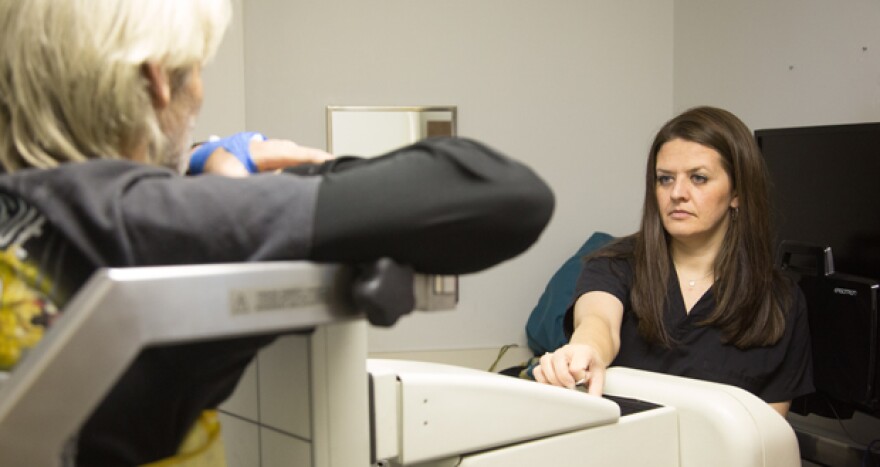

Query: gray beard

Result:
[156,114,197,173]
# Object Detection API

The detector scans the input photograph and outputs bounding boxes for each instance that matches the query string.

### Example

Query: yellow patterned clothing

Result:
[0,195,92,372]
[0,245,53,369]
[141,411,227,467]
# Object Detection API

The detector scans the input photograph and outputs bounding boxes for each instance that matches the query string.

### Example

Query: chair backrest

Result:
[525,231,615,355]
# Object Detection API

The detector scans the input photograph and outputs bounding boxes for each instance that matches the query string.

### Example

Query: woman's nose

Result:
[670,179,689,200]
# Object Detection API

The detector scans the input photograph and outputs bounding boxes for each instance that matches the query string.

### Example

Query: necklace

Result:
[686,271,714,289]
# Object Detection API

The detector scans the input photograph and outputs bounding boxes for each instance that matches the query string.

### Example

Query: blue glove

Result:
[188,131,266,174]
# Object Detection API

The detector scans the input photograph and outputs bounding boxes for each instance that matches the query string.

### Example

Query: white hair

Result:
[0,0,231,171]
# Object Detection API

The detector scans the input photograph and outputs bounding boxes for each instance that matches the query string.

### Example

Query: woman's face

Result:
[655,138,739,247]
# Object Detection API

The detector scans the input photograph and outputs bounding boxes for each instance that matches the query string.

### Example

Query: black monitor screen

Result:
[756,123,880,281]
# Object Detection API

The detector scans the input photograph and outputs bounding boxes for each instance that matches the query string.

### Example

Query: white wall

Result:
[673,0,880,129]
[194,0,247,140]
[233,0,674,352]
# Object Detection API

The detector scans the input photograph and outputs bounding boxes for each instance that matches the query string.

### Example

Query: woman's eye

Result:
[691,174,708,184]
[657,175,673,185]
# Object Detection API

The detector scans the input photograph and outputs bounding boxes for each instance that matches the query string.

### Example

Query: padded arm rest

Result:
[0,261,377,466]
[604,367,801,467]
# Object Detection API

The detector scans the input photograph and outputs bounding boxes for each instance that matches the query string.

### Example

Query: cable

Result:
[488,343,520,372]
[821,394,865,446]
[818,394,880,466]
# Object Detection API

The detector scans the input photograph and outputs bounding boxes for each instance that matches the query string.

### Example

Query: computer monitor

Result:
[756,122,880,417]
[756,123,880,282]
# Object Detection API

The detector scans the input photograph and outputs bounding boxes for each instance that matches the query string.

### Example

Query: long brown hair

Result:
[602,106,789,349]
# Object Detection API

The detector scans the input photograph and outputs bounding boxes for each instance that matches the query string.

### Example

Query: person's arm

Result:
[190,132,333,177]
[762,283,813,419]
[769,401,791,417]
[306,137,555,274]
[200,147,249,177]
[3,137,553,274]
[533,291,624,396]
[248,139,333,172]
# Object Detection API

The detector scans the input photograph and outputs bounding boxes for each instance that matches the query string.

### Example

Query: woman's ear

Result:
[730,194,740,209]
[142,62,171,109]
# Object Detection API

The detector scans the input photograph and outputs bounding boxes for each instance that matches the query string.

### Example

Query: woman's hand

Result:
[533,343,608,396]
[533,291,624,397]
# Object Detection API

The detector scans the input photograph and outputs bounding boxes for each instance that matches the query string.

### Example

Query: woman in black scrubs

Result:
[534,106,813,417]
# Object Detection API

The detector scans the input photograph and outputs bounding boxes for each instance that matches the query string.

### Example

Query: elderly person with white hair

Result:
[0,0,554,464]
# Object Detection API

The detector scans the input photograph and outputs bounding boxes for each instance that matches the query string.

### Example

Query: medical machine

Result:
[0,262,800,466]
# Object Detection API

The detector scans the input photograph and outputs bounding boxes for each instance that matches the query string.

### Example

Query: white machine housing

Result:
[368,359,801,467]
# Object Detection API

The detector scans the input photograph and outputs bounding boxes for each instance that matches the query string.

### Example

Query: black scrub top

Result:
[564,254,814,403]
